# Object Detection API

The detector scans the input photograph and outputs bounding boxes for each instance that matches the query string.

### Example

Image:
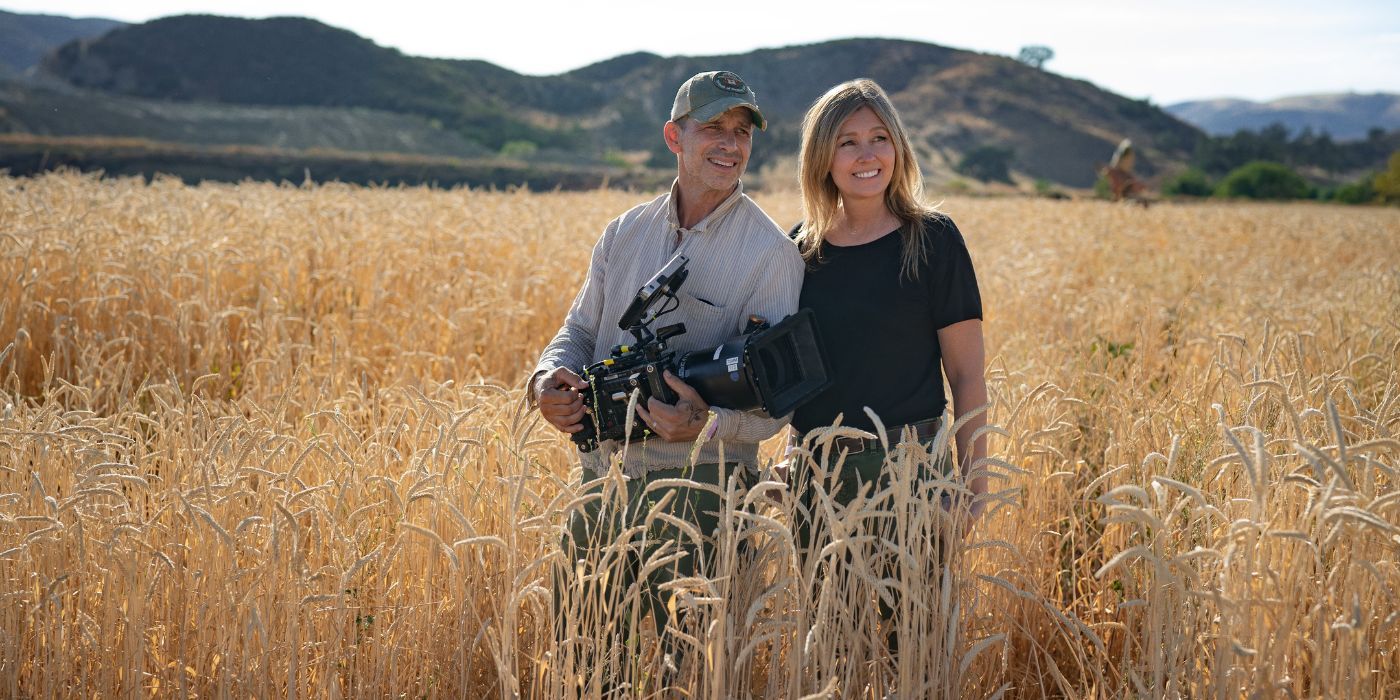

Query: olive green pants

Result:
[795,443,953,627]
[556,462,749,641]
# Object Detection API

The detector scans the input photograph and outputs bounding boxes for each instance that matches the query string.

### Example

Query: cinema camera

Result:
[571,253,830,453]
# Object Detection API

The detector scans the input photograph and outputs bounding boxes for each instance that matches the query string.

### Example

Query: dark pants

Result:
[795,441,952,640]
[554,462,748,692]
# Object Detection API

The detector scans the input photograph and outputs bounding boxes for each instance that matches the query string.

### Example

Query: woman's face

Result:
[829,106,896,204]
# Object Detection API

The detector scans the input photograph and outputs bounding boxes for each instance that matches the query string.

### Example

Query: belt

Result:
[797,417,943,456]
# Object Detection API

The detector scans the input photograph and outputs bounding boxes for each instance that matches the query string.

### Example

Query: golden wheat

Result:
[1,171,1397,697]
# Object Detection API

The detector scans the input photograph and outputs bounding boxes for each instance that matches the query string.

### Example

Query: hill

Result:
[536,40,1204,187]
[0,9,123,75]
[1167,93,1400,140]
[32,14,1205,188]
[0,79,490,158]
[38,15,589,155]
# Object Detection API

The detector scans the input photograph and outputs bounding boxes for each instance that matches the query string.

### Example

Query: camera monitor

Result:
[618,253,689,332]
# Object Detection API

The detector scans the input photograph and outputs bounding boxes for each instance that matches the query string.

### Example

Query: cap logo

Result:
[712,71,747,93]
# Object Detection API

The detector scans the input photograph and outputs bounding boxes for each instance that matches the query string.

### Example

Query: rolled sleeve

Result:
[708,406,791,444]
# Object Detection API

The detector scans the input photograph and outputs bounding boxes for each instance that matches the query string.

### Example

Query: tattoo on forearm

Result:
[686,404,706,426]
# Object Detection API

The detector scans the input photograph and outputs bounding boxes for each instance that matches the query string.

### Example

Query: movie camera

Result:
[571,254,830,453]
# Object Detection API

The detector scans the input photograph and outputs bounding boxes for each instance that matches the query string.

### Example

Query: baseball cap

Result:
[670,70,766,131]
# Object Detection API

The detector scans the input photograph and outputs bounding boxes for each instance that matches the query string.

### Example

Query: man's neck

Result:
[675,183,737,229]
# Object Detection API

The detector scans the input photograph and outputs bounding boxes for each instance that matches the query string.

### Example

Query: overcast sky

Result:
[7,0,1399,104]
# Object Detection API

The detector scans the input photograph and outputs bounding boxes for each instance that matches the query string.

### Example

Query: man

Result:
[532,70,802,671]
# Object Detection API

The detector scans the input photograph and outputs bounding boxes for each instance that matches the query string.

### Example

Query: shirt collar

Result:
[665,179,745,233]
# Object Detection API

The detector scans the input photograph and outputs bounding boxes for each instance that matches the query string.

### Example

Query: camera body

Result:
[570,254,830,453]
[573,323,683,452]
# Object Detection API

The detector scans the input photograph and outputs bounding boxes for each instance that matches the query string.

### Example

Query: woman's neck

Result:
[830,197,901,246]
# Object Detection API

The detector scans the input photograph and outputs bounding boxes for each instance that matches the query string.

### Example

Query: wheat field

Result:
[1,171,1397,698]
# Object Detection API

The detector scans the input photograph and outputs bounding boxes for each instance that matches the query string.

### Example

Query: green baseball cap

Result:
[670,70,766,131]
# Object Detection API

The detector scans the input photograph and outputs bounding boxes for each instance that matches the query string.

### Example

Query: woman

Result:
[790,78,988,543]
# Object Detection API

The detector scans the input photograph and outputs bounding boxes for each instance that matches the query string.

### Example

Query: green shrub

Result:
[1214,161,1309,200]
[1331,175,1376,204]
[498,140,538,160]
[1162,168,1213,197]
[1375,151,1400,204]
[1032,179,1069,199]
[945,178,971,194]
[602,150,634,169]
[1093,175,1111,200]
[956,146,1013,183]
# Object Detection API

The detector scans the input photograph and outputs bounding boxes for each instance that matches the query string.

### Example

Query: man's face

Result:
[666,107,754,197]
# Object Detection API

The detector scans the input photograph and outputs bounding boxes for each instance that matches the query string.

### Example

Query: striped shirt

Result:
[535,181,803,476]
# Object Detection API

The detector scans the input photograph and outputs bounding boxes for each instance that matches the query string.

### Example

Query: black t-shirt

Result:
[792,215,982,434]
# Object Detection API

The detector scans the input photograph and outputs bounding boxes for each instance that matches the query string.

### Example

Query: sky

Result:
[7,0,1399,105]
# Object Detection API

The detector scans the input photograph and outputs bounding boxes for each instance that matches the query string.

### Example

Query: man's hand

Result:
[535,367,588,434]
[635,371,711,442]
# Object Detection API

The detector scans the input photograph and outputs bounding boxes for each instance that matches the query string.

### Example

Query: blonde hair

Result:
[794,78,941,280]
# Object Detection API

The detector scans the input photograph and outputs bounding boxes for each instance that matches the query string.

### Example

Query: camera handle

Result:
[643,363,679,406]
[637,323,685,405]
[625,316,686,345]
[655,323,686,342]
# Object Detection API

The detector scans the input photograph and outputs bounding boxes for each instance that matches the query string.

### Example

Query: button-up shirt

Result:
[535,181,803,476]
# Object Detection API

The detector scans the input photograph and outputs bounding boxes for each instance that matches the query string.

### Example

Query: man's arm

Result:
[531,219,614,432]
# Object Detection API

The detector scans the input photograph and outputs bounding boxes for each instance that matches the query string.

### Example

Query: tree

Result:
[1162,168,1213,198]
[1017,45,1054,70]
[1330,174,1376,204]
[1192,125,1399,176]
[1214,161,1310,200]
[957,146,1014,183]
[1375,151,1400,204]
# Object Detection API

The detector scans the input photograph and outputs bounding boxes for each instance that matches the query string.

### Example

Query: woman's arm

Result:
[937,318,988,521]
